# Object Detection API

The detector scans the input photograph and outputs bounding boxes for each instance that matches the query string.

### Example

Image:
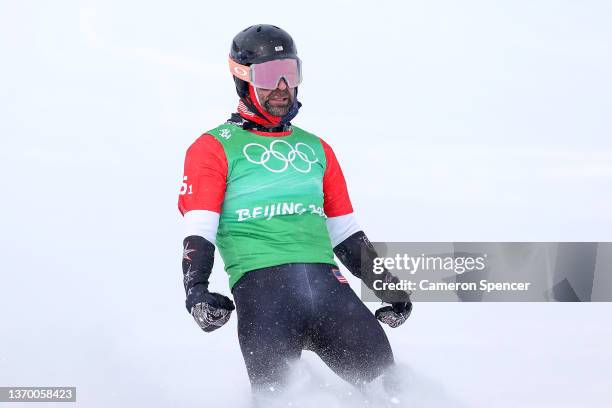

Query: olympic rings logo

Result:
[242,140,319,173]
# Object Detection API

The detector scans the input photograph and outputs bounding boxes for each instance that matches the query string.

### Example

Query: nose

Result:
[276,78,288,90]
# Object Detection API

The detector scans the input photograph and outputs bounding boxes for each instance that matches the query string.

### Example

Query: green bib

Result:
[207,123,337,288]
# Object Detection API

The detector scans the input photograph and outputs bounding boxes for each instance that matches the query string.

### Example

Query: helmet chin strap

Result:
[253,85,264,107]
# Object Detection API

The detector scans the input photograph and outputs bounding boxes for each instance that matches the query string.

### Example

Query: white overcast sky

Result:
[1,1,611,407]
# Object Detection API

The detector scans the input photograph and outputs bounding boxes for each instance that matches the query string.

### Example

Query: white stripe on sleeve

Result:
[326,213,361,247]
[183,210,220,245]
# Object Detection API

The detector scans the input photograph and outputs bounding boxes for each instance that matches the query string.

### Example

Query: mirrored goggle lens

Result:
[251,59,301,89]
[229,57,302,89]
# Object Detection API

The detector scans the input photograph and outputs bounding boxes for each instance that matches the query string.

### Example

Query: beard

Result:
[262,90,294,116]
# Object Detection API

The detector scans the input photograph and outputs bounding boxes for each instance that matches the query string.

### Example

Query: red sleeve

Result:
[320,138,354,217]
[178,134,228,215]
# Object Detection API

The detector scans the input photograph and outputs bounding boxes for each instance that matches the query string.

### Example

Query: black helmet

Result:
[230,24,299,97]
[230,24,298,64]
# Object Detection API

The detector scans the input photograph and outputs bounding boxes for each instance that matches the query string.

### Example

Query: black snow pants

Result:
[231,262,394,392]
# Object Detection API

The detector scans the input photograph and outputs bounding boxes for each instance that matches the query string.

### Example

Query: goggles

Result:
[229,57,302,90]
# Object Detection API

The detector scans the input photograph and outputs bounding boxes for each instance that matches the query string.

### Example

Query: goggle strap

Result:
[228,57,251,82]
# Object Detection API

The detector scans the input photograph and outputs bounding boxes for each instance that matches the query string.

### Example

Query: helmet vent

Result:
[256,26,262,32]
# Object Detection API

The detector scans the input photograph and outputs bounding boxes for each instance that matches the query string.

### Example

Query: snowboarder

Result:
[178,24,412,401]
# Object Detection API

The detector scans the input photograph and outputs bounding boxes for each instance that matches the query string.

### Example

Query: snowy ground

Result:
[1,1,611,407]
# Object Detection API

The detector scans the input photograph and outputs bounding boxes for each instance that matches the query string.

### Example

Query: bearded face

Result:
[255,79,295,116]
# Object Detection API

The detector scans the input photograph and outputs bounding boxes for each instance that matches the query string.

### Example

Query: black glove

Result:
[189,286,235,333]
[334,231,411,304]
[182,236,234,332]
[375,301,412,328]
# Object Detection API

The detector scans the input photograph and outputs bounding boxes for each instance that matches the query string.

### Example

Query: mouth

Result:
[268,98,289,106]
[268,93,290,105]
